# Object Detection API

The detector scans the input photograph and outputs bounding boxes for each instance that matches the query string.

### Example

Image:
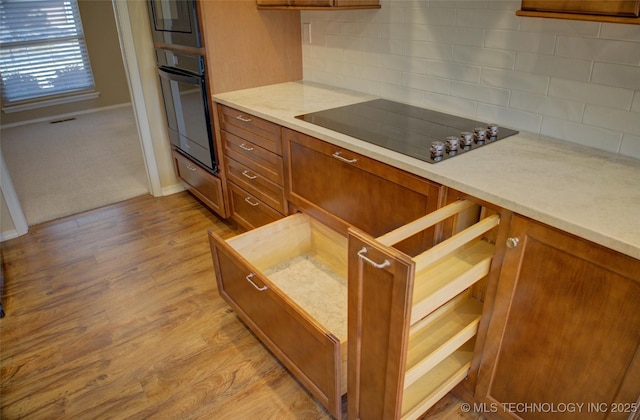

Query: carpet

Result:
[1,105,149,226]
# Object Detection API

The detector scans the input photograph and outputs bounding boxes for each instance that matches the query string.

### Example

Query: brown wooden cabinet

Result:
[218,104,288,230]
[257,0,380,10]
[475,214,640,419]
[517,0,640,23]
[283,128,444,256]
[172,150,226,216]
[347,198,508,419]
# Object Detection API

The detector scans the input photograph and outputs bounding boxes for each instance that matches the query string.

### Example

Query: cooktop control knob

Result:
[474,127,487,145]
[430,141,444,161]
[487,123,499,141]
[460,131,473,150]
[445,136,459,155]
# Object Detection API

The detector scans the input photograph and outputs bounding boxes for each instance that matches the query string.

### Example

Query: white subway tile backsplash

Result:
[456,8,519,30]
[548,78,633,110]
[515,52,591,82]
[301,0,640,159]
[510,91,584,121]
[404,41,453,60]
[620,134,640,159]
[426,60,480,83]
[555,36,640,66]
[477,104,543,133]
[454,46,516,69]
[541,117,623,153]
[481,68,548,94]
[450,80,510,106]
[485,29,555,53]
[584,105,640,136]
[403,73,450,94]
[592,63,640,90]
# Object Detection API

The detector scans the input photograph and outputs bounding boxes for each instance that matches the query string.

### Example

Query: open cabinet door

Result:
[347,226,415,420]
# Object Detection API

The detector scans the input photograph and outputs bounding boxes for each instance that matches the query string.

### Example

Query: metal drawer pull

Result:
[242,170,257,180]
[246,273,268,291]
[332,151,358,164]
[244,196,259,206]
[239,143,254,151]
[185,163,197,171]
[236,115,252,122]
[357,247,391,269]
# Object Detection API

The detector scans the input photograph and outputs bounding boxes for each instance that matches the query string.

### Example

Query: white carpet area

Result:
[1,105,149,226]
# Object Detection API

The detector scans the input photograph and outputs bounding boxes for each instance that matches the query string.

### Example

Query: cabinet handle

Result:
[506,237,520,248]
[357,247,391,269]
[332,151,358,164]
[239,143,254,152]
[246,273,268,291]
[244,196,259,206]
[185,163,197,171]
[242,170,257,180]
[236,115,252,123]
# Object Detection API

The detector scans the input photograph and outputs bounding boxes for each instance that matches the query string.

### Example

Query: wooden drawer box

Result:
[228,182,284,230]
[218,104,282,155]
[209,212,348,418]
[172,150,225,217]
[226,157,287,214]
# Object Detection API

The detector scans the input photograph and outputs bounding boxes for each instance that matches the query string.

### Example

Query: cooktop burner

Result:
[295,99,519,163]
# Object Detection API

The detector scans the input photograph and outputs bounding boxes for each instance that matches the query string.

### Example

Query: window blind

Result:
[0,0,95,104]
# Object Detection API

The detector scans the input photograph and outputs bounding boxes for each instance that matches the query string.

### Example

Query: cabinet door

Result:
[284,128,443,256]
[475,215,640,419]
[521,0,640,17]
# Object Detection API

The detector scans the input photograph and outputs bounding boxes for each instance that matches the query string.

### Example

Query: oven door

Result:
[148,0,201,48]
[158,66,216,172]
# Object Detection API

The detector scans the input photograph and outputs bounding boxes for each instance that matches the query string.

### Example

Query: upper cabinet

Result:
[517,0,640,23]
[257,0,380,10]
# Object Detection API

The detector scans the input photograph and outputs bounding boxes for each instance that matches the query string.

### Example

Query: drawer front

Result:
[218,104,282,155]
[222,130,284,185]
[226,158,286,214]
[173,150,226,217]
[229,182,283,230]
[284,128,443,255]
[209,233,342,417]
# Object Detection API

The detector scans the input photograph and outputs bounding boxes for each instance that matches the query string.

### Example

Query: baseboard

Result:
[1,229,22,243]
[161,183,187,197]
[0,102,133,129]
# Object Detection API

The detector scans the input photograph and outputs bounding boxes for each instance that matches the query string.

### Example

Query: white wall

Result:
[301,0,640,159]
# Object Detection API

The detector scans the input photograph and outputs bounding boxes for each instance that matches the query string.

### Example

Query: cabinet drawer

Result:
[284,128,443,255]
[228,182,284,230]
[218,104,282,155]
[222,130,284,185]
[173,150,225,217]
[226,157,287,215]
[209,213,347,418]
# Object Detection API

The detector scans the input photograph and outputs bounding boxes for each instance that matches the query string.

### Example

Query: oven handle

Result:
[158,66,201,85]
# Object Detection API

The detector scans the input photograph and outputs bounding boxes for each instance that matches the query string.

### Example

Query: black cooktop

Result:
[295,99,519,163]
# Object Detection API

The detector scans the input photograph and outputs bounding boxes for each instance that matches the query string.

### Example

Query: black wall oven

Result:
[148,0,201,48]
[156,48,217,173]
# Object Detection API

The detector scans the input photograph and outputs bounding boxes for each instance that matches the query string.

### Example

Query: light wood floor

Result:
[1,192,485,419]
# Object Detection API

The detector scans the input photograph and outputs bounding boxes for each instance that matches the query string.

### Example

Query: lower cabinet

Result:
[173,150,226,217]
[474,215,640,420]
[347,198,506,419]
[209,212,348,418]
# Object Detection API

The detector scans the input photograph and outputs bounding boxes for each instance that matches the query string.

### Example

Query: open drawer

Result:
[347,198,503,420]
[208,212,348,418]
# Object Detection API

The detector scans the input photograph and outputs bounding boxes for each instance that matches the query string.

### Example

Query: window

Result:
[0,0,95,105]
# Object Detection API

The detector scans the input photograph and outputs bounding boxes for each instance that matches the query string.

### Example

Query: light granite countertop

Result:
[213,81,640,260]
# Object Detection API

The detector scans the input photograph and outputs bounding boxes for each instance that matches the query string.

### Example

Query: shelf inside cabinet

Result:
[411,239,494,324]
[401,340,475,420]
[404,291,482,389]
